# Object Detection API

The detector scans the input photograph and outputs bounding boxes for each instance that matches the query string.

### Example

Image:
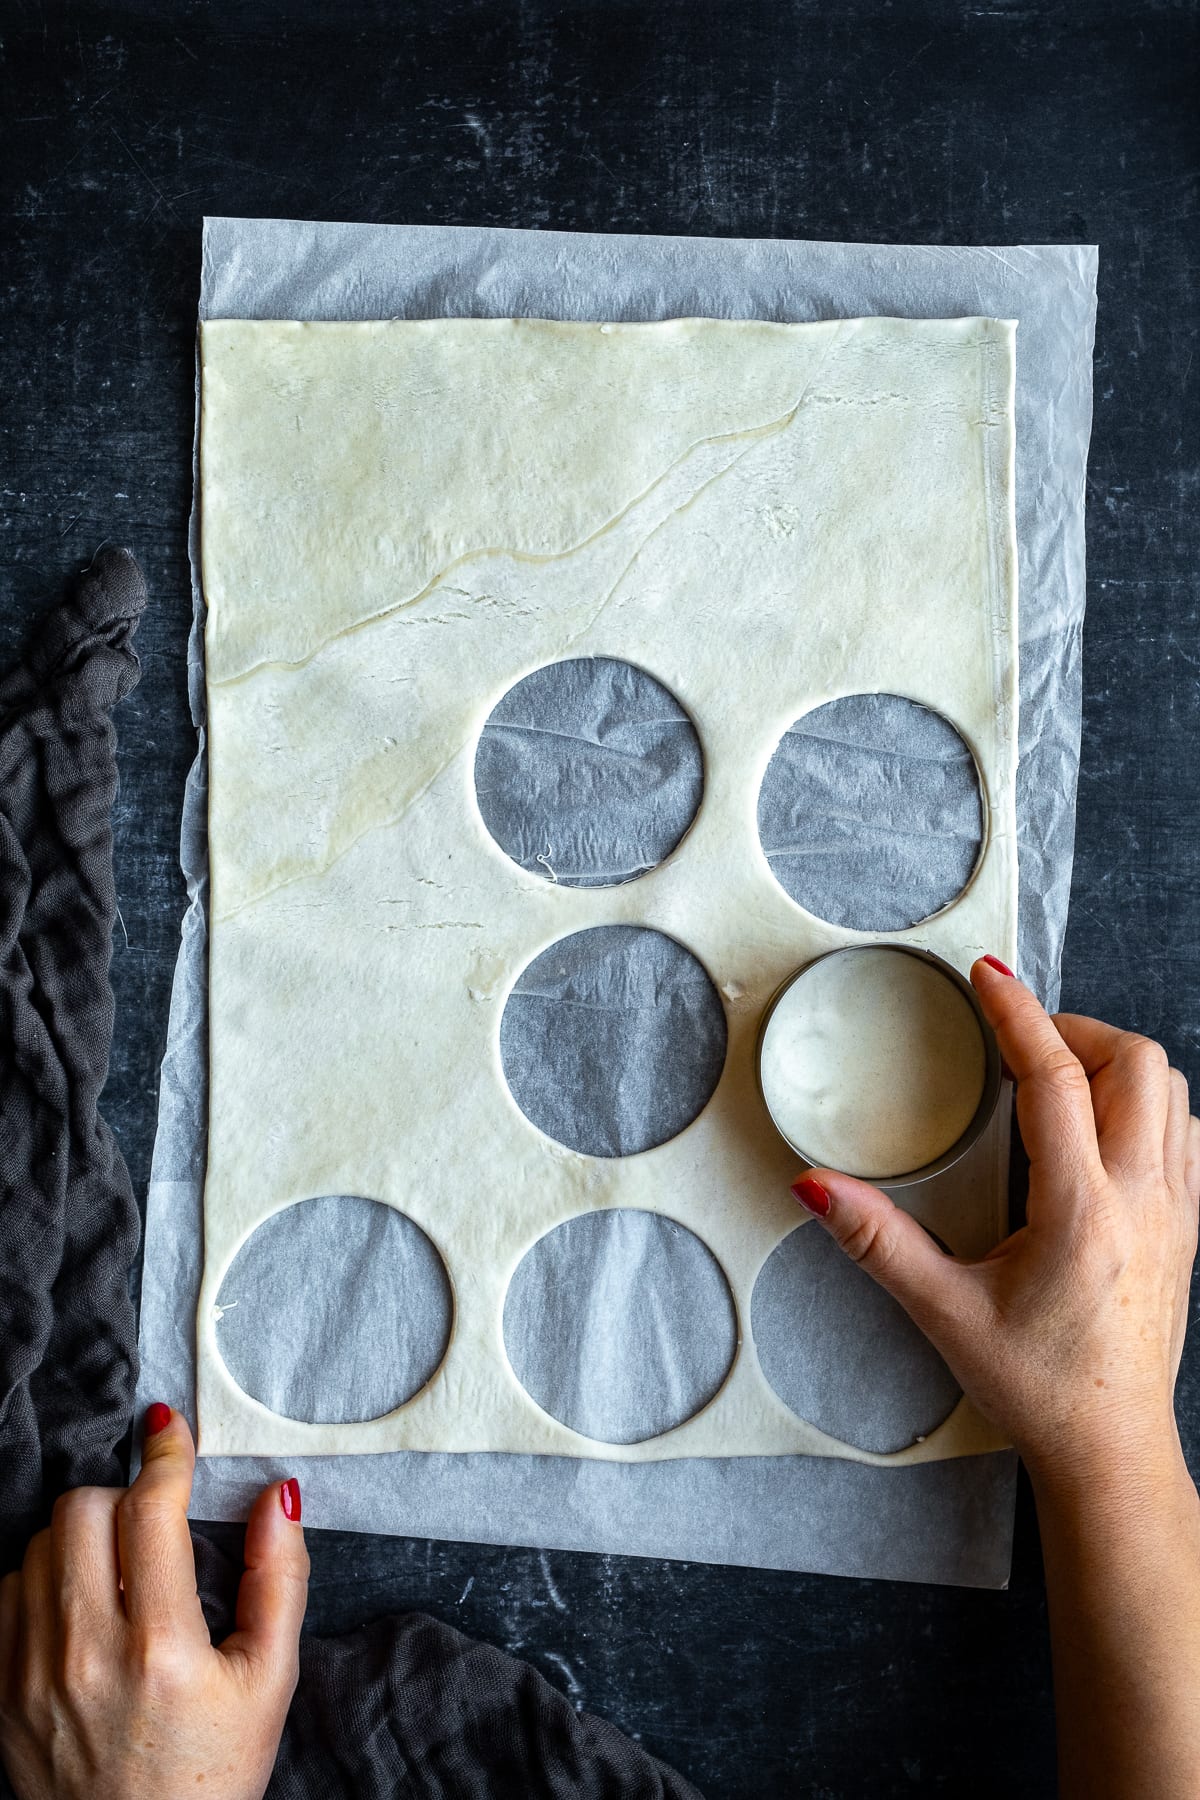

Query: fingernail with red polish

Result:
[982,954,1015,978]
[145,1402,171,1437]
[280,1478,302,1523]
[791,1176,831,1217]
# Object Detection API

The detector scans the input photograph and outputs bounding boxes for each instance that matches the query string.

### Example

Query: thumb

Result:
[218,1477,309,1692]
[791,1169,973,1343]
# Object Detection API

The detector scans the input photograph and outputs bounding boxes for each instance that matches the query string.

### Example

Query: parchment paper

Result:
[135,220,1096,1588]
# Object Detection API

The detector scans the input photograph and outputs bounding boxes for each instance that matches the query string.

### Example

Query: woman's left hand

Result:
[0,1406,308,1800]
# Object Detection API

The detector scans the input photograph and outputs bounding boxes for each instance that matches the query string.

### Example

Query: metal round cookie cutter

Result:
[755,944,1004,1188]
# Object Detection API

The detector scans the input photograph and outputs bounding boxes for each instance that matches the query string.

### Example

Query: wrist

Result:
[1025,1415,1191,1523]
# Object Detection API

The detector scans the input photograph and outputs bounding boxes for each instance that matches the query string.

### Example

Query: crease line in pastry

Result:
[206,331,848,690]
[559,323,848,658]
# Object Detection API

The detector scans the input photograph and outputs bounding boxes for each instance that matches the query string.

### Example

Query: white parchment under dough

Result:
[197,312,1018,1466]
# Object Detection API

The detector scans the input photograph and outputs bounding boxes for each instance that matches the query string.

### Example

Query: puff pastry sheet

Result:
[197,315,1018,1463]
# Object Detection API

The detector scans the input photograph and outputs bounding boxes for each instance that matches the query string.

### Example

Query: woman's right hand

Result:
[796,959,1200,1800]
[792,957,1200,1488]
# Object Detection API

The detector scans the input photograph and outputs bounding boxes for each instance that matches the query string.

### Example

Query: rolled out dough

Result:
[197,314,1019,1465]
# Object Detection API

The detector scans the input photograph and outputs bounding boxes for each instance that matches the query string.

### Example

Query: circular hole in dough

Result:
[752,1223,961,1454]
[503,1208,737,1444]
[213,1196,452,1425]
[757,693,984,930]
[474,656,703,887]
[500,924,727,1157]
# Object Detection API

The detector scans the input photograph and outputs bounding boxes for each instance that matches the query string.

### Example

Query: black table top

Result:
[3,4,1197,1794]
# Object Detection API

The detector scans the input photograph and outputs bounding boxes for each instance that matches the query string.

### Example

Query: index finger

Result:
[1054,1013,1171,1178]
[1050,1013,1130,1077]
[116,1405,207,1639]
[971,960,1104,1184]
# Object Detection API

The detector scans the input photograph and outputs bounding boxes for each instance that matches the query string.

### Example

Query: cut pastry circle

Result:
[474,656,704,887]
[757,946,990,1180]
[499,925,727,1157]
[757,693,984,931]
[213,1196,452,1424]
[503,1208,737,1444]
[752,1223,961,1453]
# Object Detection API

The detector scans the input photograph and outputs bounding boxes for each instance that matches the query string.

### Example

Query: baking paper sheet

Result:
[135,220,1096,1587]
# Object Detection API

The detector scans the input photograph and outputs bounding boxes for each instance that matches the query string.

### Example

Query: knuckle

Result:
[21,1530,51,1577]
[56,1625,107,1698]
[839,1212,899,1277]
[1123,1034,1170,1075]
[51,1487,114,1534]
[1079,1203,1146,1278]
[1172,1188,1198,1239]
[49,1492,77,1536]
[117,1489,168,1533]
[13,1657,45,1720]
[1034,1045,1087,1088]
[285,1544,312,1588]
[128,1622,191,1696]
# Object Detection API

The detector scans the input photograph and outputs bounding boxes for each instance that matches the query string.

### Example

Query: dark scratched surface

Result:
[2,3,1197,1793]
